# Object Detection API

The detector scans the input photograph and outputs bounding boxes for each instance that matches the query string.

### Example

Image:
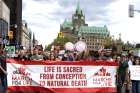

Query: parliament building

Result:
[60,2,110,51]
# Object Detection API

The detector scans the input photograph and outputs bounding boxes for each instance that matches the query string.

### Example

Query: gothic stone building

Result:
[60,2,109,51]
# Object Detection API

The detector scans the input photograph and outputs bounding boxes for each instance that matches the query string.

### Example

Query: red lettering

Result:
[40,74,54,79]
[71,80,87,86]
[63,67,82,72]
[12,75,17,80]
[44,66,55,72]
[40,81,45,86]
[46,81,69,86]
[56,74,86,79]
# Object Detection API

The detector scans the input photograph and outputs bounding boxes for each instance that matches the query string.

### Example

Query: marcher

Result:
[0,62,7,93]
[98,50,107,60]
[117,55,129,93]
[15,50,27,61]
[30,49,43,61]
[131,57,140,93]
[0,49,7,93]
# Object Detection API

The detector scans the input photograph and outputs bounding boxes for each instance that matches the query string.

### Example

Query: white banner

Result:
[7,64,117,88]
[130,65,140,80]
[6,59,118,92]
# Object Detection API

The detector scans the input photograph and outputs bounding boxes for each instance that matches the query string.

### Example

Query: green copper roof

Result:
[76,0,82,15]
[62,19,73,29]
[78,26,109,36]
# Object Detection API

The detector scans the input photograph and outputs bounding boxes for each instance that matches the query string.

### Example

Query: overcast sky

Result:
[23,0,140,46]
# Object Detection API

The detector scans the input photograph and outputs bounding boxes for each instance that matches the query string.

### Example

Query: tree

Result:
[122,41,135,51]
[53,36,71,46]
[103,36,113,49]
[44,44,51,51]
[44,36,72,51]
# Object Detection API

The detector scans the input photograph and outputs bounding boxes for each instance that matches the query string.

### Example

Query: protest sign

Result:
[130,65,140,80]
[7,59,118,93]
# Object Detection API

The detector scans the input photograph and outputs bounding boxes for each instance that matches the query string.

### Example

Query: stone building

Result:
[78,26,109,51]
[21,21,32,50]
[3,0,22,46]
[0,0,10,47]
[60,1,109,51]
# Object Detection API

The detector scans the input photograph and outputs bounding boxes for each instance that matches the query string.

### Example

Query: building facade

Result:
[3,0,22,46]
[0,0,10,47]
[60,1,109,51]
[60,1,87,43]
[21,21,32,50]
[78,26,109,51]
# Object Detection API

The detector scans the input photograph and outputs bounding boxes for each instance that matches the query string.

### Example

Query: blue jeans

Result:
[0,58,7,92]
[0,78,4,93]
[137,81,140,93]
[132,80,140,93]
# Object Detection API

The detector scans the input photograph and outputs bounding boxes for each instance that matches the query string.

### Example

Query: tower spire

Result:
[33,32,36,47]
[76,0,82,15]
[119,33,121,40]
[76,0,80,11]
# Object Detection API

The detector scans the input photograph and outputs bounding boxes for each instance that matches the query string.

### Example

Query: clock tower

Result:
[72,0,85,29]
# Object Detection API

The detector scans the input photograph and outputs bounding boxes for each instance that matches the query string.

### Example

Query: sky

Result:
[22,0,140,46]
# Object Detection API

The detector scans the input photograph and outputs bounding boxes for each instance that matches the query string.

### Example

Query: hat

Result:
[117,56,121,59]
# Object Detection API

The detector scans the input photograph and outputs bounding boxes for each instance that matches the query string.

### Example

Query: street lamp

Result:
[129,4,140,17]
[10,24,17,28]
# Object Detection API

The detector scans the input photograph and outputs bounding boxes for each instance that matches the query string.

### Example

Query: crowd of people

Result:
[0,47,140,93]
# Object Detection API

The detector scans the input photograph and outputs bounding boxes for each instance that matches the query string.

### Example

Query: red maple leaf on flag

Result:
[93,67,111,76]
[18,66,26,74]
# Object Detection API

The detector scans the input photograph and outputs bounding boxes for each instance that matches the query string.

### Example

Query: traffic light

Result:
[129,4,134,17]
[58,32,63,38]
[8,31,13,39]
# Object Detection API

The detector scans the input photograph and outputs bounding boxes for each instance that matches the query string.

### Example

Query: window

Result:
[0,19,8,39]
[74,16,78,19]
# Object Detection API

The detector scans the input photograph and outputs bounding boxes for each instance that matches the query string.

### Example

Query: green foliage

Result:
[104,36,124,49]
[103,36,113,48]
[53,37,71,46]
[122,41,134,51]
[44,44,51,51]
[44,37,71,51]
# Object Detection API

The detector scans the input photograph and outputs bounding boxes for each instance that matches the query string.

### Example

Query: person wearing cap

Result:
[116,56,121,62]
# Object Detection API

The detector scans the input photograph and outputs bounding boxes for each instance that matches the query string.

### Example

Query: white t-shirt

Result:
[128,59,133,73]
